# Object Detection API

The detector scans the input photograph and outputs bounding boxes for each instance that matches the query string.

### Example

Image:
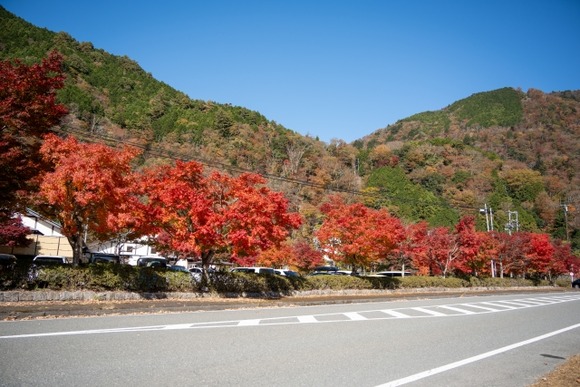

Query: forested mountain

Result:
[355,87,580,247]
[1,6,578,249]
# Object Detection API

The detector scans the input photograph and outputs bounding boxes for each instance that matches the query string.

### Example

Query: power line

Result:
[53,127,479,213]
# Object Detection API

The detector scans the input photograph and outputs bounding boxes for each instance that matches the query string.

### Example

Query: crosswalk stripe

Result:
[481,301,518,309]
[411,307,447,316]
[380,310,412,318]
[237,319,261,326]
[461,303,500,312]
[344,312,367,321]
[438,305,476,314]
[297,315,318,323]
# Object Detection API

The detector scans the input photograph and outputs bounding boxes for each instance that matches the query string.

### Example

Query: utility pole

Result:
[479,204,494,232]
[561,202,570,242]
[505,210,519,235]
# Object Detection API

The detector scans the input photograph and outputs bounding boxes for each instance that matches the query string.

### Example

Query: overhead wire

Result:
[53,127,482,213]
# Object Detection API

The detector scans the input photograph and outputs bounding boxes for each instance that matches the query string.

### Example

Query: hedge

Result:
[0,264,563,294]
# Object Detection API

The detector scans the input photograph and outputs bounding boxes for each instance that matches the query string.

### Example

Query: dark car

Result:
[169,265,189,273]
[572,278,580,289]
[89,253,120,264]
[310,266,339,275]
[0,253,17,272]
[136,256,167,268]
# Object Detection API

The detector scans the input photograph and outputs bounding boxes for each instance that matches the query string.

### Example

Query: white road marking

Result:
[411,307,446,317]
[460,303,500,312]
[437,305,476,314]
[344,312,368,321]
[237,319,261,326]
[297,315,318,323]
[375,322,580,387]
[480,301,518,309]
[1,294,579,339]
[380,310,412,318]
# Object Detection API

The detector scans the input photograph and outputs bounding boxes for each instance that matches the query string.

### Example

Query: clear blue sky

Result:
[3,0,580,143]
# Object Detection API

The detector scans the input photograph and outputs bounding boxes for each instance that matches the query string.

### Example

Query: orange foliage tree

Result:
[453,217,485,276]
[37,134,142,264]
[393,221,429,274]
[316,196,404,272]
[422,226,458,277]
[256,239,324,272]
[141,161,302,274]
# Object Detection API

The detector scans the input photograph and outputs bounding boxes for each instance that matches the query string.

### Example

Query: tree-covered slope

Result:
[356,88,580,248]
[0,6,361,210]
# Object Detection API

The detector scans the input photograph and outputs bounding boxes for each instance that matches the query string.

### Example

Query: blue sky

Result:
[2,0,580,143]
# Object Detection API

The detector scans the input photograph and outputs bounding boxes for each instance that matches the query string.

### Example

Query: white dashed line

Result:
[2,294,579,339]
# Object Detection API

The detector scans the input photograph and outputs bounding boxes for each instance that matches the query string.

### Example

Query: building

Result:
[0,209,73,259]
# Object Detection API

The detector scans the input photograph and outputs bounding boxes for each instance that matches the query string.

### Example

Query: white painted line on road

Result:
[297,315,318,323]
[380,310,411,318]
[480,301,518,309]
[498,300,537,307]
[2,294,579,339]
[376,322,580,387]
[460,303,500,312]
[511,299,548,305]
[162,323,193,330]
[411,307,446,317]
[528,297,561,304]
[437,305,476,315]
[237,319,261,326]
[344,312,367,321]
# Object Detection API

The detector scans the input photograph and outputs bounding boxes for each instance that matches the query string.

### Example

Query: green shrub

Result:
[555,278,573,288]
[305,275,374,290]
[210,272,295,295]
[398,276,468,288]
[4,263,562,294]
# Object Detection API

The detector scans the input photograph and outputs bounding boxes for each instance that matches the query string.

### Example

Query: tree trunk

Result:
[200,250,215,285]
[68,233,84,266]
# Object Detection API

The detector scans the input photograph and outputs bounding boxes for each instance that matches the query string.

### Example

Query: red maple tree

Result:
[0,51,67,245]
[256,239,324,271]
[316,196,404,272]
[141,161,302,273]
[454,216,485,276]
[37,134,141,264]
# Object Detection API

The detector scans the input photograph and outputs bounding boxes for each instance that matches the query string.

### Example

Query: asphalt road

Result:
[1,292,579,386]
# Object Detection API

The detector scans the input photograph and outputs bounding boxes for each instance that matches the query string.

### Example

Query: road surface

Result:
[1,292,579,386]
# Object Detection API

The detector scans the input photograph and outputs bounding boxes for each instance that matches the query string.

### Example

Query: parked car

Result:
[136,256,167,268]
[231,267,275,275]
[374,271,413,277]
[334,270,361,276]
[88,253,120,264]
[28,255,69,282]
[310,266,339,275]
[572,278,580,288]
[32,255,68,265]
[0,253,17,272]
[189,267,203,275]
[274,269,301,277]
[281,269,300,278]
[188,267,203,281]
[168,265,189,273]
